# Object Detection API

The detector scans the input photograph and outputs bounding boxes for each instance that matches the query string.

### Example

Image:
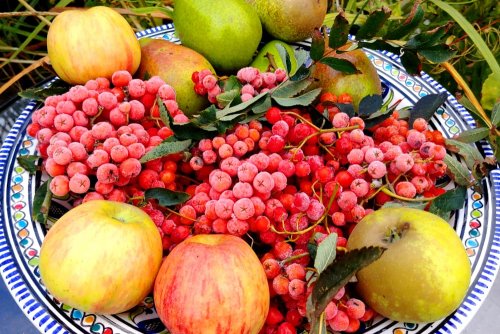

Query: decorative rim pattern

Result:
[0,24,499,334]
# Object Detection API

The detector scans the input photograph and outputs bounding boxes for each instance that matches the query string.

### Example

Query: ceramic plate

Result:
[1,24,499,334]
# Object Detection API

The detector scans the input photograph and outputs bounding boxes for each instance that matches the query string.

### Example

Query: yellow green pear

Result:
[310,43,382,110]
[137,38,214,116]
[250,40,298,74]
[247,0,327,42]
[172,0,262,73]
[347,207,471,323]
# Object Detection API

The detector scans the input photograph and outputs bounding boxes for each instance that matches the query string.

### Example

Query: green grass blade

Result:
[429,0,500,76]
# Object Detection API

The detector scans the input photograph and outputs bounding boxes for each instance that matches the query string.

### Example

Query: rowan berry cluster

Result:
[27,70,187,203]
[191,66,288,106]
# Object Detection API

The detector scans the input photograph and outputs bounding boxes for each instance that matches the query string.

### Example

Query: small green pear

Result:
[247,0,327,42]
[173,0,262,73]
[250,40,298,74]
[137,38,214,116]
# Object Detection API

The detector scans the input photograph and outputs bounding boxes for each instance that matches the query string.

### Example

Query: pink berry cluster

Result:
[26,70,188,202]
[191,66,288,105]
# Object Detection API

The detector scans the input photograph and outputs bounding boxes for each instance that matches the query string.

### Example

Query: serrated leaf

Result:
[19,80,70,102]
[290,65,311,81]
[170,122,215,140]
[384,2,425,40]
[418,44,456,63]
[157,97,171,127]
[363,108,395,128]
[218,112,247,122]
[216,89,240,108]
[310,247,385,320]
[445,138,484,170]
[336,103,356,118]
[453,127,489,143]
[458,96,483,121]
[272,88,321,107]
[406,22,453,49]
[193,105,218,126]
[400,49,422,75]
[272,78,314,98]
[358,40,401,55]
[251,95,272,115]
[443,154,473,187]
[145,188,190,207]
[491,102,500,127]
[319,57,358,74]
[358,95,383,117]
[310,28,325,61]
[276,43,292,74]
[329,12,349,49]
[429,186,467,220]
[140,139,192,163]
[17,155,39,174]
[216,91,269,118]
[222,75,241,92]
[314,233,338,274]
[294,49,309,69]
[355,7,392,40]
[33,179,52,226]
[408,92,448,127]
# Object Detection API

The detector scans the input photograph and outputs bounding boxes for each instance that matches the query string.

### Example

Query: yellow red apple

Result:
[47,6,141,84]
[347,207,471,323]
[39,200,163,314]
[154,234,270,334]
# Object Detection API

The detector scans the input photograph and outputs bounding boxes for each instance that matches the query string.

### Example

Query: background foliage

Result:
[0,0,498,110]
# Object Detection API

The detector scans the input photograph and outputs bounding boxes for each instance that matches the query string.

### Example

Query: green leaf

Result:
[19,80,70,102]
[276,43,292,75]
[216,91,269,118]
[272,78,314,99]
[314,233,338,274]
[453,128,489,144]
[329,12,350,49]
[358,40,401,55]
[408,92,448,127]
[140,139,192,163]
[216,89,240,108]
[481,74,500,111]
[310,247,385,320]
[445,138,484,170]
[169,122,215,140]
[443,154,473,187]
[358,95,383,117]
[17,155,39,174]
[363,108,395,128]
[222,75,242,92]
[310,28,325,61]
[158,97,171,127]
[290,65,311,81]
[418,44,456,64]
[384,2,425,40]
[405,22,452,49]
[145,188,190,207]
[355,7,392,40]
[32,179,52,226]
[429,0,500,77]
[272,88,322,107]
[251,95,273,115]
[336,103,356,118]
[429,186,467,220]
[295,49,310,69]
[318,57,358,74]
[491,102,500,126]
[400,49,421,75]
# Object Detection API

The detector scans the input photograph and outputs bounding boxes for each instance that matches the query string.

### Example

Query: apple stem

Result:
[383,222,411,243]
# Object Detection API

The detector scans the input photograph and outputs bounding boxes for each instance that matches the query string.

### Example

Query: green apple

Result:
[250,40,298,74]
[347,207,471,323]
[39,200,163,314]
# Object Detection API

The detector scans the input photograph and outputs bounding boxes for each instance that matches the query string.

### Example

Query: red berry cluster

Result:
[191,66,288,106]
[27,70,187,203]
